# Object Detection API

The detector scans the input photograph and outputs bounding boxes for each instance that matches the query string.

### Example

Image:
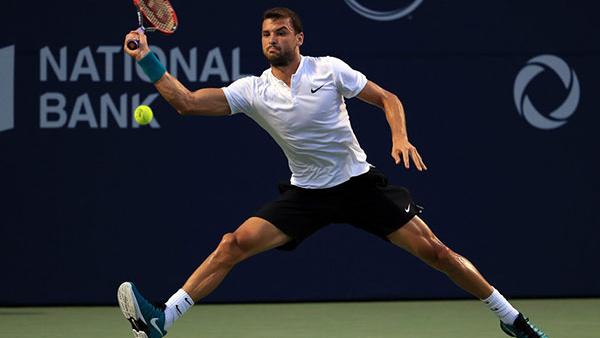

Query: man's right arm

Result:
[124,30,231,117]
[154,73,231,116]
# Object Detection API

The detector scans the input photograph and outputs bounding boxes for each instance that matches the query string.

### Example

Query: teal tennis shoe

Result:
[118,282,167,338]
[500,313,548,338]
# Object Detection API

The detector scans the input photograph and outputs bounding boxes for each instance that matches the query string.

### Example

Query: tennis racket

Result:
[126,0,178,50]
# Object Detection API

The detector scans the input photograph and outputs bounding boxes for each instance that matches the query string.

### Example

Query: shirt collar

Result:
[268,55,305,85]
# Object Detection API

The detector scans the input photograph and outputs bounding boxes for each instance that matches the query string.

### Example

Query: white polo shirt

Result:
[222,55,371,189]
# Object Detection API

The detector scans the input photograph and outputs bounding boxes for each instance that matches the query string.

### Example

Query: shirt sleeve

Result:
[327,56,368,99]
[221,76,256,115]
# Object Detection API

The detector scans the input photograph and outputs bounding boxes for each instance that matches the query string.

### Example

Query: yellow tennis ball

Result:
[134,105,153,125]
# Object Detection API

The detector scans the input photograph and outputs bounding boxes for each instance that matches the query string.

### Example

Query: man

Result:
[119,7,548,338]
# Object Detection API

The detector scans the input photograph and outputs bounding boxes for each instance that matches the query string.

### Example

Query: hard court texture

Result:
[0,298,597,338]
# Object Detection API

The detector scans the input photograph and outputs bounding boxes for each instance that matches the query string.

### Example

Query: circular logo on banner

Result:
[344,0,424,21]
[513,55,580,130]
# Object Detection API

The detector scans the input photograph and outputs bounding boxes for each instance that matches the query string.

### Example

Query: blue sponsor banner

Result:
[1,0,599,304]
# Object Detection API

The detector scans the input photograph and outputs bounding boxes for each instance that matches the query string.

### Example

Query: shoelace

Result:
[516,318,546,338]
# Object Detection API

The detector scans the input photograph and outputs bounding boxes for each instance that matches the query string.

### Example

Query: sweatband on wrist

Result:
[138,51,166,83]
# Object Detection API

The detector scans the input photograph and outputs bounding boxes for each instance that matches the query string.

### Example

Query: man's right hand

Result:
[124,29,150,61]
[122,29,231,117]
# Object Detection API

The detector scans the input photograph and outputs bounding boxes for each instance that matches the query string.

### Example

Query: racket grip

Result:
[127,39,140,50]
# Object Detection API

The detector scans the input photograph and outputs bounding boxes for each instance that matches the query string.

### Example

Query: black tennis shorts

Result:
[254,167,423,251]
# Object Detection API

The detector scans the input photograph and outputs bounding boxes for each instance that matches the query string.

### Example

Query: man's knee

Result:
[213,233,245,266]
[429,243,460,271]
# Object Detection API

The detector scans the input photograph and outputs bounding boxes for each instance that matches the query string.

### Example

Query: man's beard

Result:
[265,47,294,67]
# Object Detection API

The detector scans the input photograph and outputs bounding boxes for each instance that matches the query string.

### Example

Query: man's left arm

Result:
[357,80,427,171]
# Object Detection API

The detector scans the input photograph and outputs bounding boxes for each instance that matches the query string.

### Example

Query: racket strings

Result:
[139,0,177,32]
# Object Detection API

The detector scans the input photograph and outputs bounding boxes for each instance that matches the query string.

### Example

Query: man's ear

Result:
[297,32,304,46]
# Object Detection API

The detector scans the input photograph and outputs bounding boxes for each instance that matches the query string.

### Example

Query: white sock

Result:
[481,288,519,325]
[164,289,194,330]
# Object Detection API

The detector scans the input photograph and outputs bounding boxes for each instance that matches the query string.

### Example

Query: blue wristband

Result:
[138,51,167,83]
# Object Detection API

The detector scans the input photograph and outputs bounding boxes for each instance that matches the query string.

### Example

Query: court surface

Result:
[1,298,597,338]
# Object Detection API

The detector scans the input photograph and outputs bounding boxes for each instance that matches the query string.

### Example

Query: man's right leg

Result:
[182,216,291,301]
[118,216,291,338]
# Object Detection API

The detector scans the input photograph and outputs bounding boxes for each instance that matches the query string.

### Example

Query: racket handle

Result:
[127,39,140,50]
[127,27,145,50]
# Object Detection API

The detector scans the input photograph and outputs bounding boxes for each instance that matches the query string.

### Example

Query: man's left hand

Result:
[391,138,427,171]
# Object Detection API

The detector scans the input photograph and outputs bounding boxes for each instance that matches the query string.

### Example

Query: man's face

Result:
[261,17,303,67]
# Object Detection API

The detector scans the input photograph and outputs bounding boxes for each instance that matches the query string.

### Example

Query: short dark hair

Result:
[262,7,303,34]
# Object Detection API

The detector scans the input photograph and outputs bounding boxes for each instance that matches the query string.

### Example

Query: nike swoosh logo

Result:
[405,204,411,213]
[310,83,325,93]
[150,318,164,335]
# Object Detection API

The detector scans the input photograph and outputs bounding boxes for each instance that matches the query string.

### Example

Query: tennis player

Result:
[119,7,548,338]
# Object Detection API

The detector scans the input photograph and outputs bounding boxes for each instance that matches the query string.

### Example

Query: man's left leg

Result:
[387,215,548,338]
[387,215,492,298]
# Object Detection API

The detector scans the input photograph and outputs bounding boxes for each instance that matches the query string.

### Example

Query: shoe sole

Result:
[118,282,149,338]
